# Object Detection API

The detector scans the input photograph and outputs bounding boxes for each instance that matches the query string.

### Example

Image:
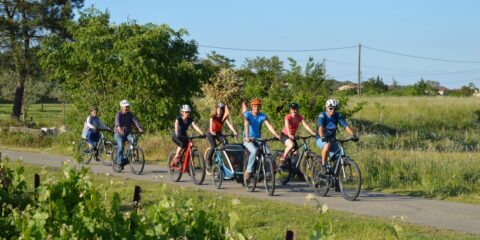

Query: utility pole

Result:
[357,43,362,97]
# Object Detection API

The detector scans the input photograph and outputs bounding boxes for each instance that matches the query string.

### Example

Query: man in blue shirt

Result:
[316,99,357,170]
[243,98,280,179]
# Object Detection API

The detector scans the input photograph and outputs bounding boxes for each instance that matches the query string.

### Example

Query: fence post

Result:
[286,230,296,240]
[34,174,40,200]
[130,185,142,231]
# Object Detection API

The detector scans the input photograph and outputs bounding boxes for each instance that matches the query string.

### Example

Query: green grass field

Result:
[4,161,478,240]
[0,103,67,128]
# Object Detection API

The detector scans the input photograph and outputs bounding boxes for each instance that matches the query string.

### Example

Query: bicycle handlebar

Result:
[295,135,316,140]
[189,134,206,139]
[330,136,360,144]
[251,137,279,143]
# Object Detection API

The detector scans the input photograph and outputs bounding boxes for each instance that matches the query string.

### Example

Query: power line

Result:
[363,45,480,64]
[198,44,357,53]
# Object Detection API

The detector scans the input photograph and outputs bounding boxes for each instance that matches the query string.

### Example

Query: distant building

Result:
[434,86,449,96]
[337,84,359,91]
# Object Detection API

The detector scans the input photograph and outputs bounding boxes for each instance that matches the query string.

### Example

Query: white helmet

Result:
[120,99,131,107]
[325,99,338,109]
[180,104,191,112]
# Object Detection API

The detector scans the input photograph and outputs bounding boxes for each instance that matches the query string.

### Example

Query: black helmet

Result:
[289,102,299,109]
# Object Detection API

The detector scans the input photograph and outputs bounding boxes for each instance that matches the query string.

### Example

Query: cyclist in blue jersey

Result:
[316,99,357,170]
[242,98,280,180]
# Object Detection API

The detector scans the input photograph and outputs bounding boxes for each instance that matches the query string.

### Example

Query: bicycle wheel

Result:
[262,156,275,196]
[212,164,223,189]
[312,165,330,197]
[97,141,113,166]
[302,153,320,186]
[189,150,206,185]
[76,140,92,164]
[111,146,122,173]
[339,158,362,201]
[243,156,257,192]
[204,147,213,175]
[129,146,145,175]
[168,150,183,182]
[273,150,290,186]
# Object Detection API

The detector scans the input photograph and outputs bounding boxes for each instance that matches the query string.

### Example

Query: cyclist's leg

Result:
[315,138,330,167]
[114,133,126,164]
[172,135,187,159]
[243,141,257,174]
[206,132,217,167]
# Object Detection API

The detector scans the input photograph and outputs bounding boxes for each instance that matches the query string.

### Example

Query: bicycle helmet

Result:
[216,102,225,109]
[120,99,130,107]
[250,98,262,106]
[325,99,338,109]
[90,106,98,112]
[180,104,192,112]
[289,102,299,109]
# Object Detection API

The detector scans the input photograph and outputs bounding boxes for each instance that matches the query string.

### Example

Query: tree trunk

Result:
[40,97,44,112]
[11,82,25,120]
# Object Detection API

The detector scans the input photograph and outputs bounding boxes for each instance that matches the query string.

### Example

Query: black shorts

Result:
[172,135,188,148]
[280,133,298,148]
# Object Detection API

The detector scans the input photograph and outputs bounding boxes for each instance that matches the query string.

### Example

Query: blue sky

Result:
[84,0,480,88]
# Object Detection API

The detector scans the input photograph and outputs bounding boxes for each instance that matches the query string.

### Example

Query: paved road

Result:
[1,148,480,235]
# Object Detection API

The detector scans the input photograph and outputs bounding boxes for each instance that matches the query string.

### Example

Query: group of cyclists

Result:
[83,97,358,176]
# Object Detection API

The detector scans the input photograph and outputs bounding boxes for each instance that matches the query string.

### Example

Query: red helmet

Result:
[250,98,262,106]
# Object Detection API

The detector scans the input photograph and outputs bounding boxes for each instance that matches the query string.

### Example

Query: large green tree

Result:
[39,8,205,131]
[0,0,84,120]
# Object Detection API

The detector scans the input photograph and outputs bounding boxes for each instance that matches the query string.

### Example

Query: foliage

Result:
[362,76,389,95]
[201,68,244,109]
[39,8,205,132]
[0,0,84,119]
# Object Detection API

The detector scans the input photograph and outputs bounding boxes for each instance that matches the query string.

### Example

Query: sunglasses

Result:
[328,107,336,111]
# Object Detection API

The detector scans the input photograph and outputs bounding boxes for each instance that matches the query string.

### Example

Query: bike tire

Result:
[303,153,320,186]
[111,146,122,173]
[189,150,206,185]
[97,141,113,166]
[273,150,290,186]
[168,150,183,182]
[243,156,257,192]
[212,164,223,189]
[312,164,330,197]
[263,155,275,196]
[129,146,145,175]
[77,140,92,164]
[339,158,362,201]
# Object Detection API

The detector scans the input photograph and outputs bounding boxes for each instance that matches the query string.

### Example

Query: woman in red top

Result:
[279,102,316,168]
[206,103,238,169]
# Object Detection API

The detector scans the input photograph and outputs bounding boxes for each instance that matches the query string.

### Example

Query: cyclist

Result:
[114,99,143,169]
[82,106,110,154]
[242,98,280,179]
[316,99,357,171]
[172,104,204,162]
[279,102,316,169]
[206,103,238,171]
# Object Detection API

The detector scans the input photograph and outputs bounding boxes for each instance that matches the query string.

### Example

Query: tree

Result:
[201,68,243,109]
[39,8,205,131]
[362,76,388,95]
[0,0,84,120]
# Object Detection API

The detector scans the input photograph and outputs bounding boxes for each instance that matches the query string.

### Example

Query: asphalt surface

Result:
[1,148,480,235]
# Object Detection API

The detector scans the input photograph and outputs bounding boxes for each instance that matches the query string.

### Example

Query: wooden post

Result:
[286,230,296,240]
[130,185,142,231]
[34,174,40,200]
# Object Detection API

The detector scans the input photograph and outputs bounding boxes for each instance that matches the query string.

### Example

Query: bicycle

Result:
[77,129,114,166]
[206,134,245,189]
[111,132,145,175]
[312,136,362,201]
[273,135,320,186]
[167,135,207,185]
[243,137,277,196]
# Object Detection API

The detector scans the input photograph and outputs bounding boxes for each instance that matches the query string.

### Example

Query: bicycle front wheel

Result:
[273,150,290,186]
[262,156,275,196]
[76,140,92,164]
[97,141,113,166]
[312,165,330,197]
[111,146,122,173]
[302,153,321,186]
[129,146,145,175]
[189,150,206,185]
[339,158,362,201]
[243,156,257,192]
[212,164,223,189]
[168,150,182,182]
